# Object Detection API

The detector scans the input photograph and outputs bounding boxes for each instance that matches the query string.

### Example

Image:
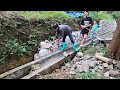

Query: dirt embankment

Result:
[0,12,81,74]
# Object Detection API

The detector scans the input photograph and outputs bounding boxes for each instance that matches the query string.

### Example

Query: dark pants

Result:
[62,31,74,43]
[80,29,89,35]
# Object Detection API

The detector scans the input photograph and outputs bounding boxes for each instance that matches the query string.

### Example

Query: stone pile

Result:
[34,31,81,60]
[96,20,117,40]
[67,51,120,78]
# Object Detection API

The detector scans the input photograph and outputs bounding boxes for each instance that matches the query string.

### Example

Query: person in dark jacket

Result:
[80,11,93,46]
[53,24,78,52]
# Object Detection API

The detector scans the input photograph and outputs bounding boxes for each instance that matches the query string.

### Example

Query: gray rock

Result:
[84,54,92,60]
[89,69,92,71]
[73,57,79,62]
[75,68,79,73]
[71,67,75,71]
[45,40,49,43]
[66,36,71,44]
[77,65,83,73]
[78,57,83,61]
[98,66,103,70]
[94,61,100,65]
[103,63,108,68]
[76,62,81,66]
[108,65,113,70]
[99,64,103,66]
[109,70,120,77]
[88,61,96,68]
[109,77,114,79]
[95,53,104,56]
[55,69,60,72]
[76,52,83,58]
[72,33,76,37]
[98,61,103,64]
[61,66,66,70]
[94,66,99,71]
[91,69,96,73]
[65,63,71,68]
[70,71,76,75]
[104,71,109,77]
[112,60,117,65]
[38,48,41,51]
[34,53,40,60]
[63,51,68,57]
[72,64,77,68]
[81,61,90,72]
[39,49,52,57]
[31,64,41,71]
[91,57,96,60]
[96,73,102,77]
[97,69,103,74]
[40,42,52,49]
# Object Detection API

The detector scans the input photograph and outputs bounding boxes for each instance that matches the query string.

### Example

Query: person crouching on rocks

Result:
[53,24,78,52]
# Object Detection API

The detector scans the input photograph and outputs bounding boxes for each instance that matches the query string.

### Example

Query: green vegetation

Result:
[107,11,120,20]
[16,11,71,20]
[0,39,27,64]
[90,11,114,20]
[16,11,116,20]
[75,72,110,79]
[0,35,39,64]
[76,72,97,79]
[5,39,27,58]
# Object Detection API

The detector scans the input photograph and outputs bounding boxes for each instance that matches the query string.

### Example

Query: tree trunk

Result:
[107,20,120,60]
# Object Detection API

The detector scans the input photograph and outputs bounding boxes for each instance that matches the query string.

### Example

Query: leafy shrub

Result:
[90,11,114,20]
[5,39,27,59]
[107,11,120,20]
[0,39,27,64]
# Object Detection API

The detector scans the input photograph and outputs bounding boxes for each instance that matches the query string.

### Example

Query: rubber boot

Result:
[60,42,66,51]
[72,43,78,52]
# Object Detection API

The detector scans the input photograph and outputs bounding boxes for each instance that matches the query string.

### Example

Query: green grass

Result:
[75,72,110,79]
[76,72,97,79]
[16,11,114,20]
[16,11,71,20]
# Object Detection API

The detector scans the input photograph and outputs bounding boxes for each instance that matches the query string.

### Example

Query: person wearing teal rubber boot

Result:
[53,24,78,52]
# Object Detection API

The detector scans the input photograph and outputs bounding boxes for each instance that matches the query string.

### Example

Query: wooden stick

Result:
[95,55,112,64]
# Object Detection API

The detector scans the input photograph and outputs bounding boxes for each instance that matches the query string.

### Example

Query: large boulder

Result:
[40,41,52,49]
[109,70,120,77]
[104,71,109,77]
[34,53,40,60]
[81,61,90,72]
[103,63,108,68]
[76,52,83,58]
[39,49,52,58]
[88,61,96,68]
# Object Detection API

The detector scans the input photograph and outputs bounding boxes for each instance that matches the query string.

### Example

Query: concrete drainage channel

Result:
[0,38,91,79]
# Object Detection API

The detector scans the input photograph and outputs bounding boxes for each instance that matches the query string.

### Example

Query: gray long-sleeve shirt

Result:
[55,25,72,39]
